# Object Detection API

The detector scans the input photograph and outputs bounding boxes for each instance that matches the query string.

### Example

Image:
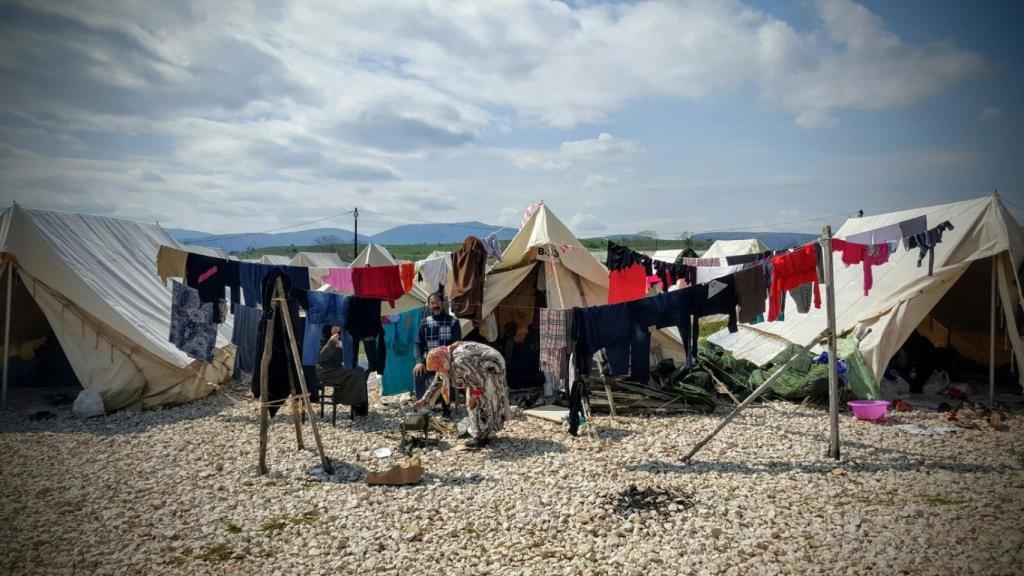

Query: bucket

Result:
[847,400,890,421]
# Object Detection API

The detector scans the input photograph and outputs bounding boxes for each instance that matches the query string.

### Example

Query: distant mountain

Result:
[368,221,517,244]
[165,228,213,242]
[178,227,364,253]
[693,231,820,251]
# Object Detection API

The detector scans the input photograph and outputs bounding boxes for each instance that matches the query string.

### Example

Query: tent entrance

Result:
[1,264,81,412]
[888,256,1021,399]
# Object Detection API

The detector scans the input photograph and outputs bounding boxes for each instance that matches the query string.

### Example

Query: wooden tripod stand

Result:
[257,277,333,475]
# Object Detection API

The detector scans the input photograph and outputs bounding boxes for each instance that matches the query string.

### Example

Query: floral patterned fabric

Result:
[169,280,218,363]
[422,341,510,440]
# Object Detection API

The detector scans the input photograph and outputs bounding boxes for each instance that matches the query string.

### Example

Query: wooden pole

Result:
[987,253,995,405]
[822,226,841,460]
[682,330,827,463]
[1,262,11,411]
[274,280,334,474]
[256,297,276,476]
[287,366,305,450]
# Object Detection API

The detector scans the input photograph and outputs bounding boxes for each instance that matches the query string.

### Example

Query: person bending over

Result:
[415,342,509,448]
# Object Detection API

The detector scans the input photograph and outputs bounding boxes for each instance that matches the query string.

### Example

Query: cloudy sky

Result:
[1,0,1021,236]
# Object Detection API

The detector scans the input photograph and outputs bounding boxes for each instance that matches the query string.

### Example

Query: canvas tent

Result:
[702,238,769,259]
[289,251,347,268]
[258,254,291,265]
[351,243,396,267]
[348,243,429,314]
[710,194,1024,391]
[476,203,685,364]
[0,205,235,411]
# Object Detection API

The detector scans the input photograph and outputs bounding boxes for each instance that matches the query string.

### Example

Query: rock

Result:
[403,524,423,542]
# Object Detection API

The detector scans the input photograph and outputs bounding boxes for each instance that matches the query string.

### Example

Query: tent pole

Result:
[822,226,840,461]
[987,253,995,405]
[682,329,828,463]
[2,262,11,411]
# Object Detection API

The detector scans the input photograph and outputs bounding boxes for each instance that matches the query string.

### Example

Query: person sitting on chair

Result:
[413,292,462,419]
[318,326,368,415]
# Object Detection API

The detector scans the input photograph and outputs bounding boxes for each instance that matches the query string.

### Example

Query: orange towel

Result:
[400,261,415,293]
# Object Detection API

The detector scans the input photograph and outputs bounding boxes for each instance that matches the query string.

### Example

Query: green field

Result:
[237,238,710,262]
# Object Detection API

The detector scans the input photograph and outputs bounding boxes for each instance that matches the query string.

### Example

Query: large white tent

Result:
[289,251,348,268]
[477,203,685,363]
[711,194,1024,388]
[258,254,291,265]
[0,205,235,411]
[702,238,769,259]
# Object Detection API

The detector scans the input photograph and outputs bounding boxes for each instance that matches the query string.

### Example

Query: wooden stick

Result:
[1,262,10,409]
[256,295,276,476]
[603,376,617,418]
[681,330,827,463]
[822,226,841,461]
[287,367,305,451]
[274,279,334,474]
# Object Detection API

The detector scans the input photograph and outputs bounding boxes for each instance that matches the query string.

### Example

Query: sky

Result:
[1,0,1022,237]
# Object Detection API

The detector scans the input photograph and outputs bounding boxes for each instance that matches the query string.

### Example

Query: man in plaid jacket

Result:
[414,292,462,418]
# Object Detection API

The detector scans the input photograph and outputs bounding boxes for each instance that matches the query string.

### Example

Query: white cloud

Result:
[583,174,619,189]
[508,133,639,171]
[978,106,1003,121]
[794,109,838,130]
[568,212,606,232]
[0,0,991,231]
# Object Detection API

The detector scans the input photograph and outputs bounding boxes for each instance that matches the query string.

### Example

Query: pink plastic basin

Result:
[848,400,891,421]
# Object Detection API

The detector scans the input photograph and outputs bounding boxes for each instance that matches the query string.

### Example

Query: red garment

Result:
[399,262,415,293]
[608,263,647,304]
[768,244,821,321]
[832,238,889,296]
[861,244,889,295]
[352,265,405,304]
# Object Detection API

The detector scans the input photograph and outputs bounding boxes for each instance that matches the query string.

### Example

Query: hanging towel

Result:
[321,267,354,293]
[696,264,743,284]
[352,265,405,303]
[156,245,188,286]
[399,262,415,293]
[608,263,648,304]
[415,256,448,293]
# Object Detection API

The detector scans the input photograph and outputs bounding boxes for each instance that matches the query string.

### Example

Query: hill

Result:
[165,228,213,242]
[693,231,819,251]
[176,227,364,253]
[369,221,516,244]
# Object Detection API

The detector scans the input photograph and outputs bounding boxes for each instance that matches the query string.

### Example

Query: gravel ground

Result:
[1,381,1022,576]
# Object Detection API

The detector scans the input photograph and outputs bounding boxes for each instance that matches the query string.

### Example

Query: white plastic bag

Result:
[922,370,951,396]
[879,376,910,400]
[72,389,105,418]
